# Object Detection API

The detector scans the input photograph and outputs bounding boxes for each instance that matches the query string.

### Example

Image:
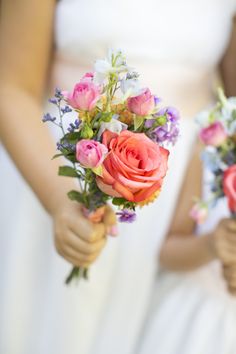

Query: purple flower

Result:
[67,119,81,133]
[150,123,179,145]
[55,88,63,99]
[144,119,155,128]
[116,209,136,223]
[154,96,162,106]
[157,106,180,123]
[62,106,72,114]
[57,141,76,152]
[42,113,56,123]
[48,98,58,105]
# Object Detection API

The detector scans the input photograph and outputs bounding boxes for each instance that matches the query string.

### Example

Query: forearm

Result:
[159,233,216,271]
[0,86,75,215]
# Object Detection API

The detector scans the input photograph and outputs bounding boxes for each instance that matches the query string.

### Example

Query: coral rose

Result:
[223,164,236,213]
[96,130,169,202]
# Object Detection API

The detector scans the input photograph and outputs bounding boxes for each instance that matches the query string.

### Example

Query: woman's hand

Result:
[209,218,236,264]
[223,264,236,295]
[53,201,117,268]
[209,218,236,295]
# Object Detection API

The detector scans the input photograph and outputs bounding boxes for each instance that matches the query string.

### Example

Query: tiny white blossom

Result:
[97,115,128,140]
[94,49,131,84]
[120,78,144,99]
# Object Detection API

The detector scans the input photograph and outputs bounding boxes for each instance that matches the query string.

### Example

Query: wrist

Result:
[204,233,218,261]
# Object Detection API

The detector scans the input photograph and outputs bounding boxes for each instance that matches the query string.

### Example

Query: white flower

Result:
[120,78,144,99]
[94,49,131,84]
[97,115,128,139]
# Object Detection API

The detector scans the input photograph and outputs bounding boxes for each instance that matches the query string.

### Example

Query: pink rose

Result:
[199,122,227,147]
[223,165,236,213]
[96,130,169,202]
[76,140,108,168]
[127,88,155,116]
[189,203,208,224]
[63,81,101,111]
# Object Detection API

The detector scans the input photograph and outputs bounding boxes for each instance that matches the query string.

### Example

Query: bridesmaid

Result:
[139,15,236,354]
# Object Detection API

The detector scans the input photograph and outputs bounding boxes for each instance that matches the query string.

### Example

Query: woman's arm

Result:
[159,141,236,272]
[0,0,70,214]
[159,142,217,271]
[0,0,116,267]
[219,14,236,97]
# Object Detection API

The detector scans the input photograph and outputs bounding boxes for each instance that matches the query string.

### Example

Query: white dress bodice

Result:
[53,0,235,117]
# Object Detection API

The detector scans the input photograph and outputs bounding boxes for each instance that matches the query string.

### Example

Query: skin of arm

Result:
[0,0,73,215]
[160,17,236,273]
[159,144,236,275]
[219,14,236,97]
[159,142,217,271]
[0,0,116,267]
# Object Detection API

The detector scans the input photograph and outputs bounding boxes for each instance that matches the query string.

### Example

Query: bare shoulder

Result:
[219,13,236,96]
[0,0,56,99]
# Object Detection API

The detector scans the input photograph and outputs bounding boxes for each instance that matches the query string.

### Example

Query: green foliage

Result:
[134,116,144,130]
[58,166,79,177]
[62,132,80,144]
[112,197,127,206]
[80,122,94,139]
[67,190,85,203]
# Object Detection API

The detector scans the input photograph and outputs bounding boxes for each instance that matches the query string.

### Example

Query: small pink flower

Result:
[127,88,155,116]
[199,122,227,147]
[76,140,108,168]
[63,81,101,111]
[189,203,208,224]
[81,72,94,82]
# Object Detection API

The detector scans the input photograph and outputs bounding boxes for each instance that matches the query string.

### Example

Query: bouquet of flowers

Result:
[190,88,236,224]
[43,50,180,283]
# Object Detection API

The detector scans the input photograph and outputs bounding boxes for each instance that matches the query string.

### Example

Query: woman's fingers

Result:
[60,232,107,267]
[69,212,106,243]
[103,205,118,236]
[223,265,236,296]
[65,230,107,256]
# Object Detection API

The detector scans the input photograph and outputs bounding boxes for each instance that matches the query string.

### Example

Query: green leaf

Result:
[52,153,64,160]
[100,112,113,122]
[80,123,94,139]
[112,197,127,206]
[134,116,144,130]
[58,166,78,177]
[62,132,80,144]
[92,165,103,176]
[232,109,236,120]
[64,153,77,163]
[67,190,84,203]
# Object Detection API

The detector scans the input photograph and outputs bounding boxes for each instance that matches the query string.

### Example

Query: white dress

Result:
[0,1,235,354]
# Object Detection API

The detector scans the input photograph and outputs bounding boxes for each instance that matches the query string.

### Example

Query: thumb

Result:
[103,205,118,236]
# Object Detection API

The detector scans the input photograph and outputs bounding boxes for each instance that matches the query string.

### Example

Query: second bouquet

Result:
[43,50,180,284]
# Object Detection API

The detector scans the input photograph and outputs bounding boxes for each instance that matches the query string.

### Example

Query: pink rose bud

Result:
[199,122,227,147]
[81,72,94,82]
[189,203,208,224]
[76,140,108,168]
[63,81,101,111]
[127,88,155,116]
[223,164,236,213]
